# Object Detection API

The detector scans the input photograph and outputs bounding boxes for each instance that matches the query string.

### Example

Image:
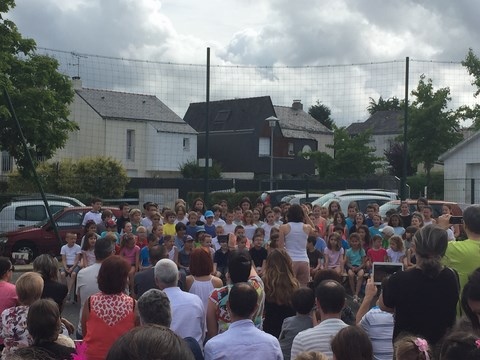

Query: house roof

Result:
[438,130,480,161]
[76,88,197,134]
[184,96,332,137]
[273,105,332,137]
[347,110,403,135]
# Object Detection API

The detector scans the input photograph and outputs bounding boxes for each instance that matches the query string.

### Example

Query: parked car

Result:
[312,189,399,207]
[0,200,73,233]
[0,206,122,262]
[10,194,86,207]
[379,200,463,218]
[257,190,304,208]
[286,193,324,205]
[323,195,393,214]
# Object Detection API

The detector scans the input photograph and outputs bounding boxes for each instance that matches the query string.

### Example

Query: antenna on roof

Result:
[69,52,88,78]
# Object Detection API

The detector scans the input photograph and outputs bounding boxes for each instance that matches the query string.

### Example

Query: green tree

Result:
[0,0,77,176]
[367,96,402,115]
[458,48,480,129]
[308,101,335,130]
[305,127,381,179]
[407,75,462,188]
[180,160,222,179]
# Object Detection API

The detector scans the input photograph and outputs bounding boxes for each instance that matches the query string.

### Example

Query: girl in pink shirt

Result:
[119,233,140,296]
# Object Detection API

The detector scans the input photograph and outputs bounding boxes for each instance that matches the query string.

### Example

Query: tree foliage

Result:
[367,96,402,115]
[306,127,382,179]
[180,160,222,179]
[458,48,480,129]
[0,1,77,176]
[406,75,462,187]
[308,100,335,130]
[384,142,416,177]
[8,157,130,198]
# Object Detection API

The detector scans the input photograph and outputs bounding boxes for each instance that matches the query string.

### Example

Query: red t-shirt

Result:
[367,247,388,262]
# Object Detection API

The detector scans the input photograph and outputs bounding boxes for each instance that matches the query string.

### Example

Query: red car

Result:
[0,206,121,262]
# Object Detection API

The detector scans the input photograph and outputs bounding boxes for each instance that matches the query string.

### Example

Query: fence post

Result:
[471,178,475,204]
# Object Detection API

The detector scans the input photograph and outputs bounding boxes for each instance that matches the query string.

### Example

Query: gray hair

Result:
[414,224,448,278]
[137,289,171,326]
[154,259,178,288]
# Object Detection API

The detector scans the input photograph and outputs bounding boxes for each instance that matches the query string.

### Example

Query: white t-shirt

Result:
[76,262,102,335]
[60,244,81,265]
[82,211,102,226]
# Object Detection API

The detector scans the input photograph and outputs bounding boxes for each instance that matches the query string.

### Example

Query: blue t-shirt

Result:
[140,246,150,267]
[346,247,366,267]
[341,239,350,250]
[314,237,327,252]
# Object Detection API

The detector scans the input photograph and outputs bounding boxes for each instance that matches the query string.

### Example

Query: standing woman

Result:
[278,204,314,287]
[262,249,299,338]
[0,257,17,353]
[380,224,459,346]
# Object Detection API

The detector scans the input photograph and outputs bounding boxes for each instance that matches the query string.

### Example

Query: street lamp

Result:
[265,116,279,190]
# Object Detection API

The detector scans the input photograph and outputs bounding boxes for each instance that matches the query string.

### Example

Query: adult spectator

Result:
[356,277,394,360]
[186,248,223,311]
[23,299,76,359]
[442,205,480,293]
[278,204,314,287]
[204,283,282,360]
[137,289,203,360]
[290,280,348,359]
[81,255,138,360]
[459,267,480,332]
[380,224,459,346]
[133,245,168,298]
[207,250,265,339]
[33,255,67,314]
[331,326,373,360]
[75,235,115,340]
[155,258,205,347]
[0,272,44,357]
[263,249,299,338]
[0,258,16,353]
[106,325,194,360]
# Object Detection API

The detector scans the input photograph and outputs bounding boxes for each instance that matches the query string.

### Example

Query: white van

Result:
[0,200,72,233]
[311,189,398,208]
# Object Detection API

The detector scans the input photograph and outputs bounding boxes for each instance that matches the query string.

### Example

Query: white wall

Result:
[315,133,334,156]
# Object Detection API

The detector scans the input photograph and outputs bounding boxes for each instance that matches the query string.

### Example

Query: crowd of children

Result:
[1,195,479,360]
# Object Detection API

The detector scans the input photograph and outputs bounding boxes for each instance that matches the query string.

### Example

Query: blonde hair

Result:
[16,272,44,306]
[263,249,299,305]
[294,351,328,360]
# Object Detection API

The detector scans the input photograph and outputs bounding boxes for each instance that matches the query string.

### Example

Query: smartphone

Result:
[449,216,463,224]
[372,262,404,285]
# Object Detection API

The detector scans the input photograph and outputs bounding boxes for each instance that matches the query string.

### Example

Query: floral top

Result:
[0,305,32,358]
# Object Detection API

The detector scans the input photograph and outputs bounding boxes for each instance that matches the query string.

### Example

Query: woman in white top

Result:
[186,248,223,311]
[278,204,314,287]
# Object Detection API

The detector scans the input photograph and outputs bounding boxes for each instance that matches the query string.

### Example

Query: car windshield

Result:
[312,193,335,206]
[379,202,400,217]
[35,208,64,227]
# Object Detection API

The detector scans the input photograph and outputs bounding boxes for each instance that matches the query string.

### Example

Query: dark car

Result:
[0,206,121,262]
[258,190,304,208]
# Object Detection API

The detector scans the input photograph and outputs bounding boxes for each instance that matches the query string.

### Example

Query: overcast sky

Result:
[7,0,480,124]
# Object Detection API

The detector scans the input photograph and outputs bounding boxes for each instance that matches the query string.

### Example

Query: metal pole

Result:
[204,48,210,204]
[2,87,62,251]
[270,125,274,190]
[401,56,409,200]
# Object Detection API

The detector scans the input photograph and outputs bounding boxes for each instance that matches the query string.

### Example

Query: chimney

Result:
[72,76,82,90]
[292,99,303,111]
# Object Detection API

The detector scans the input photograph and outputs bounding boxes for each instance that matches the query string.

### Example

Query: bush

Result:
[407,172,444,199]
[180,160,222,179]
[187,191,261,209]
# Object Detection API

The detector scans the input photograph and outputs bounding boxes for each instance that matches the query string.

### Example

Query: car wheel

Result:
[12,242,37,264]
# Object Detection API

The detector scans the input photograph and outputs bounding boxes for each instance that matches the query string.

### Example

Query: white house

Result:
[51,78,197,178]
[439,130,480,204]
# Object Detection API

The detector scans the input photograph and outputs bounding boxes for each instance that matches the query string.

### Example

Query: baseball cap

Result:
[196,226,206,233]
[185,235,194,242]
[379,226,394,236]
[106,219,117,228]
[204,210,214,218]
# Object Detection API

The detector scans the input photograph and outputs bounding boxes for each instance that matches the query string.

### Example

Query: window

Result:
[2,151,12,172]
[288,142,295,156]
[259,137,270,156]
[183,138,190,151]
[126,129,135,161]
[15,205,46,222]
